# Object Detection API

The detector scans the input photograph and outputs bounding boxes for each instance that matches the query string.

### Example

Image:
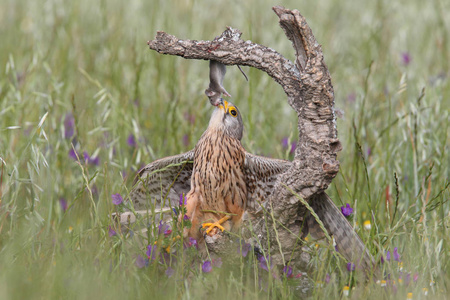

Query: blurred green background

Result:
[0,0,448,299]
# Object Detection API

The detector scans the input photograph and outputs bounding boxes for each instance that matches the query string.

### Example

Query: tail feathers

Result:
[307,193,376,272]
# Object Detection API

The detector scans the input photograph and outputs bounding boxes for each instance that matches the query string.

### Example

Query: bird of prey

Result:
[128,61,376,273]
[131,99,290,242]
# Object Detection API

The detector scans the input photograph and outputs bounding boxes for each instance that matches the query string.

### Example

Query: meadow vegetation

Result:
[0,0,449,299]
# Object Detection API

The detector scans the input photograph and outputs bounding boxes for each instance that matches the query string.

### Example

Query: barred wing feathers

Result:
[243,152,291,212]
[130,150,194,210]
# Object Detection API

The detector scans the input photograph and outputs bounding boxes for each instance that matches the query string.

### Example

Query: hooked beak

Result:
[218,99,229,112]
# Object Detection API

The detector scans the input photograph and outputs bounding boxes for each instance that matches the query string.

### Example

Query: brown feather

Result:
[130,150,194,210]
[185,128,247,240]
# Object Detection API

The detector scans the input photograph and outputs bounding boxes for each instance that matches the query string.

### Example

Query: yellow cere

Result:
[219,100,229,112]
[219,100,238,117]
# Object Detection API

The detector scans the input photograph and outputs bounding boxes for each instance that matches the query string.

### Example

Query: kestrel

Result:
[130,99,290,242]
[128,61,375,272]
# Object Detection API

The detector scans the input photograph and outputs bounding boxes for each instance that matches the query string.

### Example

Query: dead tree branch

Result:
[147,6,376,277]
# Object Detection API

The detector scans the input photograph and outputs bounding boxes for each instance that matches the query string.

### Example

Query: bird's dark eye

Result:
[229,107,237,117]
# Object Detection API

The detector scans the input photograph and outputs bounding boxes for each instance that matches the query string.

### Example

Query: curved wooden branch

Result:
[146,6,377,278]
[147,8,340,201]
[148,27,300,99]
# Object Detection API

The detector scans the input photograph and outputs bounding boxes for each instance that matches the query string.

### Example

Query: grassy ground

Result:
[0,0,449,299]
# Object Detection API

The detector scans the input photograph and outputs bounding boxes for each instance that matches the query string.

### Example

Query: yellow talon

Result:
[201,216,231,235]
[202,222,225,234]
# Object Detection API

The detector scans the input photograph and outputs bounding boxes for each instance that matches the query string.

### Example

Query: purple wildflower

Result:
[127,134,136,147]
[401,52,411,66]
[59,198,68,212]
[239,242,252,257]
[183,214,189,221]
[64,113,75,139]
[146,245,157,260]
[386,250,391,261]
[90,153,98,165]
[281,137,289,149]
[182,134,189,147]
[83,151,91,163]
[69,149,78,160]
[164,229,172,236]
[172,208,178,216]
[413,273,419,282]
[111,193,123,205]
[290,141,297,154]
[282,265,293,278]
[187,237,198,249]
[179,194,186,206]
[346,262,356,272]
[83,151,99,166]
[108,226,117,237]
[135,255,148,268]
[165,267,175,278]
[258,256,272,272]
[202,260,212,273]
[393,247,400,261]
[212,258,222,268]
[340,203,353,217]
[158,221,169,235]
[325,273,330,284]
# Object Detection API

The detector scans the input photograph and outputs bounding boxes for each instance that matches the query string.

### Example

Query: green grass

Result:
[0,0,449,299]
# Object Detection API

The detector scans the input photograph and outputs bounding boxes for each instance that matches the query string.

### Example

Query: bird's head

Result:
[208,99,243,140]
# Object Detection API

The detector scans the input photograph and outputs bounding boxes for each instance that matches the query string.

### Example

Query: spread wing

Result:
[243,152,291,212]
[130,150,194,210]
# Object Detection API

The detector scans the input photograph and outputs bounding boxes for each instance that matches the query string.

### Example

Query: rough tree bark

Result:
[147,6,374,278]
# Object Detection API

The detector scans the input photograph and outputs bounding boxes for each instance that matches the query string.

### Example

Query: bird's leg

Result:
[202,215,231,235]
